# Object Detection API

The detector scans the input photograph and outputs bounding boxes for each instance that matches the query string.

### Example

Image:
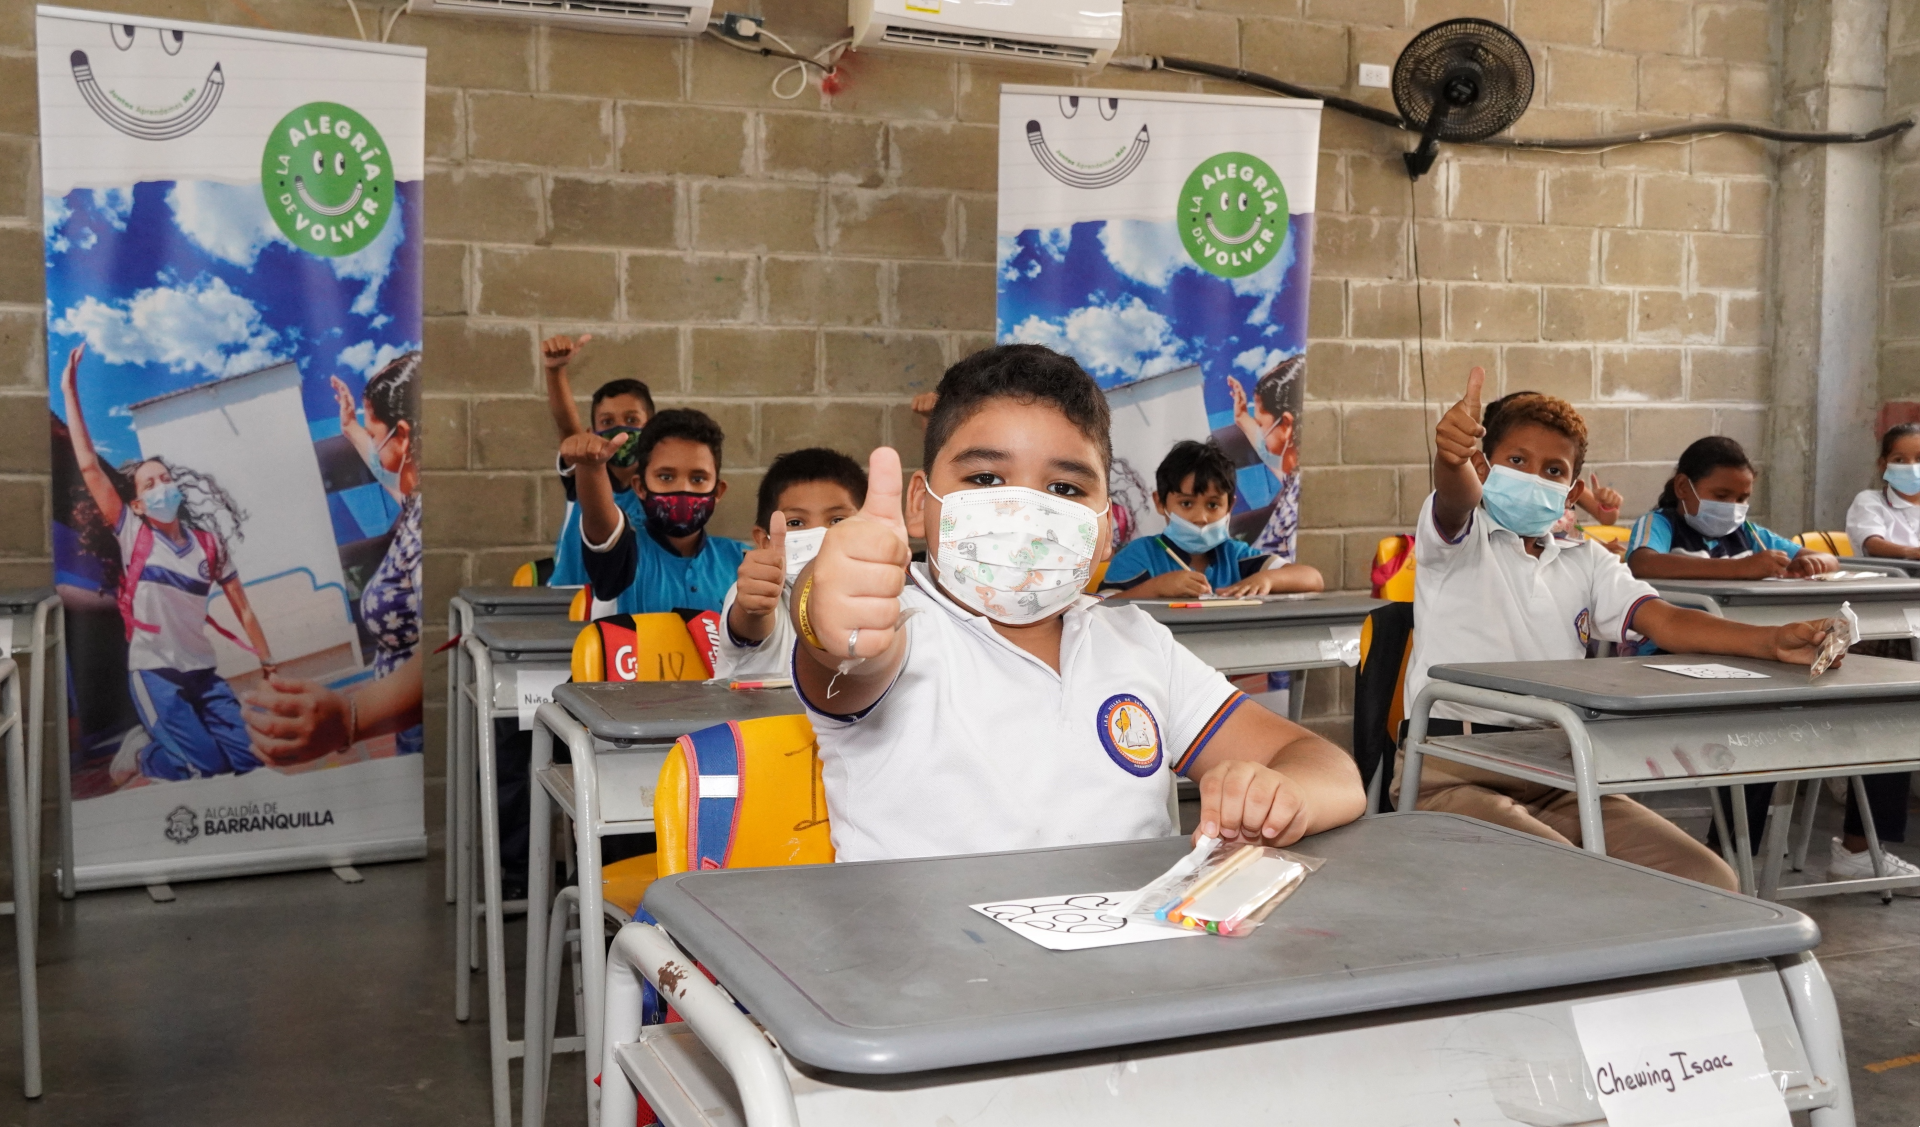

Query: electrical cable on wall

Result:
[706,14,850,100]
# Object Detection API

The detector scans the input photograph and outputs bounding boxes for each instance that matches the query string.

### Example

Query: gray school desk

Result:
[445,586,578,902]
[1400,653,1920,901]
[456,615,581,1127]
[0,591,65,910]
[1121,593,1385,719]
[0,658,40,1098]
[1648,574,1920,640]
[523,680,802,1127]
[1839,554,1920,576]
[597,813,1853,1127]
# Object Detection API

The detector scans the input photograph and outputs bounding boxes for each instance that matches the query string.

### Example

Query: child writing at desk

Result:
[1829,423,1920,893]
[1625,436,1837,579]
[1101,439,1323,600]
[1406,370,1834,891]
[788,344,1367,861]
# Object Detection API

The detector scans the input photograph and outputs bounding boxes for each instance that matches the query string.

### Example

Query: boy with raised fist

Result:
[788,344,1366,862]
[1403,367,1835,890]
[714,448,867,680]
[540,333,657,587]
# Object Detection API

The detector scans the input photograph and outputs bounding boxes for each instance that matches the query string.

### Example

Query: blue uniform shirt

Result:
[1103,533,1269,593]
[1626,510,1801,559]
[550,490,648,587]
[580,512,748,616]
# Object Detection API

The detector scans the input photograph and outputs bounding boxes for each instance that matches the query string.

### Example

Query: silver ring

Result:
[846,628,861,659]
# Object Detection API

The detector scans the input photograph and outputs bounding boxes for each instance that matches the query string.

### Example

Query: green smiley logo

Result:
[261,101,392,257]
[1177,152,1288,278]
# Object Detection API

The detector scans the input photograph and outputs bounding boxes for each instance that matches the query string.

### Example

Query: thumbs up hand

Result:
[734,512,789,625]
[800,447,910,665]
[1435,366,1487,470]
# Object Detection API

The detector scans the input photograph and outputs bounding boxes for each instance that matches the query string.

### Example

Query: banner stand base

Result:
[65,834,428,893]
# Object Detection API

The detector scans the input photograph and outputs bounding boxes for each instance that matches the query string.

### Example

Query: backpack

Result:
[118,519,235,645]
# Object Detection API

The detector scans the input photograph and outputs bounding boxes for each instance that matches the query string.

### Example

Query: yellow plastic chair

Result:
[1373,535,1416,603]
[1796,531,1852,556]
[654,714,834,875]
[511,558,555,587]
[569,614,708,683]
[566,588,590,622]
[1354,602,1415,813]
[1581,524,1631,544]
[1084,558,1110,594]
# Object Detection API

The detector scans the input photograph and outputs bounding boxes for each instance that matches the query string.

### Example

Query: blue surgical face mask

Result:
[1163,512,1230,553]
[1480,464,1570,539]
[140,482,183,523]
[366,428,403,497]
[1679,478,1747,539]
[1255,416,1290,478]
[1885,463,1920,497]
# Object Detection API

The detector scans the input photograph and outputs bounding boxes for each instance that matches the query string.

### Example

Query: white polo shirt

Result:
[1408,494,1660,728]
[712,582,796,680]
[800,563,1244,862]
[1846,487,1920,550]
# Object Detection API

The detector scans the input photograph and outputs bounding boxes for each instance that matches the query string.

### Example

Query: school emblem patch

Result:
[1575,607,1592,647]
[1097,694,1162,777]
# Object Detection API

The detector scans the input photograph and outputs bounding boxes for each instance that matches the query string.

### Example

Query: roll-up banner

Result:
[996,86,1320,558]
[36,6,427,890]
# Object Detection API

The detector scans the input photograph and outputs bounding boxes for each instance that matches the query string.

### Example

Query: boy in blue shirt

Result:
[1102,439,1323,600]
[571,408,748,615]
[1626,435,1837,579]
[540,333,655,586]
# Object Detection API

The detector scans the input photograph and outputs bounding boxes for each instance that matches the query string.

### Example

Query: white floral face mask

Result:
[783,526,827,581]
[927,484,1104,625]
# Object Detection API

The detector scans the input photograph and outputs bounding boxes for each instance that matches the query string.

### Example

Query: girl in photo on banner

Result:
[60,344,276,783]
[244,352,425,763]
[1228,354,1302,559]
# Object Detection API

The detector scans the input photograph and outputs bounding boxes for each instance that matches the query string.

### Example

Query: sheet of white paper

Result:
[516,670,572,731]
[969,892,1204,951]
[0,618,12,656]
[1318,625,1362,668]
[1644,663,1771,680]
[1572,979,1789,1127]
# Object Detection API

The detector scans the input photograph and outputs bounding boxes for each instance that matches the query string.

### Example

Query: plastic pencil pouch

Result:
[1809,601,1859,680]
[1125,839,1324,937]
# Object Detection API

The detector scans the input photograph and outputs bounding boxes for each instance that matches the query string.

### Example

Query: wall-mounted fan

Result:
[1392,18,1534,180]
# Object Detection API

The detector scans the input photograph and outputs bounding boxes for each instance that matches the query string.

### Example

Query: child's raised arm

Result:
[728,514,788,645]
[59,345,123,529]
[791,448,910,714]
[561,430,625,547]
[1431,366,1488,539]
[541,334,591,441]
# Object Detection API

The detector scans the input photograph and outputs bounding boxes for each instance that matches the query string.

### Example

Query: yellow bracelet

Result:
[795,572,823,651]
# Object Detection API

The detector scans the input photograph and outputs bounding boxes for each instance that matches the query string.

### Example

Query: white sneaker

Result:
[1828,837,1920,895]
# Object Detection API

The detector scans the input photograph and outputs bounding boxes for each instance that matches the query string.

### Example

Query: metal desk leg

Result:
[1708,791,1738,872]
[522,719,557,1127]
[1286,669,1305,722]
[567,718,608,1127]
[1758,780,1799,902]
[1394,701,1428,813]
[445,598,469,905]
[1730,783,1756,896]
[1776,952,1856,1127]
[469,640,513,1127]
[1791,779,1821,873]
[1573,763,1607,857]
[1849,775,1893,905]
[4,668,40,1098]
[454,639,477,1023]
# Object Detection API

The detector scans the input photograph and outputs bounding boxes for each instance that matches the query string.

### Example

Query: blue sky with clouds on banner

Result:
[43,178,422,468]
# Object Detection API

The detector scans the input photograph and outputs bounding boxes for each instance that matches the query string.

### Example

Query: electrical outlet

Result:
[1358,63,1391,88]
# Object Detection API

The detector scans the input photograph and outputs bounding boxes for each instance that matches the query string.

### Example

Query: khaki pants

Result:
[1395,752,1739,892]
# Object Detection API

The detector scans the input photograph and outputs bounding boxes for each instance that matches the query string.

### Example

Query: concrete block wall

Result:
[1885,0,1920,422]
[0,0,1784,754]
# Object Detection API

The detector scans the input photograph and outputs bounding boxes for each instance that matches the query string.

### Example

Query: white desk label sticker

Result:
[0,618,12,656]
[1644,663,1770,680]
[1571,979,1788,1127]
[516,671,572,731]
[1318,625,1362,668]
[969,892,1202,951]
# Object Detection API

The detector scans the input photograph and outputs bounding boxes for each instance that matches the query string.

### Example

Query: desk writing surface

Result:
[1431,652,1920,712]
[642,812,1817,1076]
[552,680,800,742]
[1840,555,1920,576]
[1119,592,1384,630]
[1649,575,1920,604]
[0,588,54,615]
[457,585,578,615]
[470,617,583,657]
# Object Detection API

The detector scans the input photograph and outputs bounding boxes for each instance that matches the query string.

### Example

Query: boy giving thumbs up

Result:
[1400,368,1833,891]
[787,345,1365,863]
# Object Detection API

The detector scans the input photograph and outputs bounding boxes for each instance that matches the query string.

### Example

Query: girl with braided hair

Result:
[60,344,275,781]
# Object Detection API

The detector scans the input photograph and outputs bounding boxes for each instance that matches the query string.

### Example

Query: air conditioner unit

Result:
[850,0,1121,69]
[411,0,713,36]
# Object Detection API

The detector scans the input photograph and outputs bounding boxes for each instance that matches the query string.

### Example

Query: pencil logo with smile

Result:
[1098,694,1162,776]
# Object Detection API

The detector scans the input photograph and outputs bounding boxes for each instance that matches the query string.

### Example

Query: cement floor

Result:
[0,782,1907,1125]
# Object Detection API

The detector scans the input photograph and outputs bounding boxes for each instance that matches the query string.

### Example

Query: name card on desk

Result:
[1571,979,1788,1127]
[516,670,572,731]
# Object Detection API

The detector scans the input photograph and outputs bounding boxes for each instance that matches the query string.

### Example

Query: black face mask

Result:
[642,491,716,538]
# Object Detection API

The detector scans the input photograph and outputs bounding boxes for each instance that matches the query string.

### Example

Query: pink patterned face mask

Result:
[927,484,1105,625]
[642,490,716,538]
